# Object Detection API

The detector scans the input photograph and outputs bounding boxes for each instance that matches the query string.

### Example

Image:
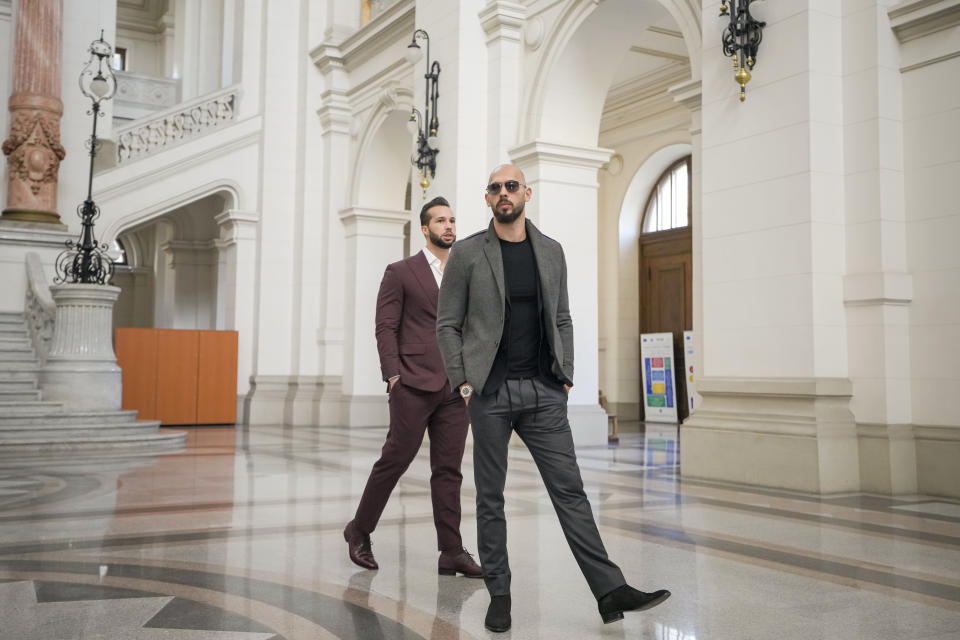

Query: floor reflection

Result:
[0,423,956,640]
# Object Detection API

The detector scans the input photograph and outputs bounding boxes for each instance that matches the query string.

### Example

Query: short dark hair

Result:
[420,196,450,226]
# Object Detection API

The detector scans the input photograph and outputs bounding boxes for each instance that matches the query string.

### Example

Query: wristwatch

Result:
[459,384,473,399]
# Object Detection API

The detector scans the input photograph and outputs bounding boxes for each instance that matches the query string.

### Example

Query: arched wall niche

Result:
[522,0,701,145]
[349,87,415,210]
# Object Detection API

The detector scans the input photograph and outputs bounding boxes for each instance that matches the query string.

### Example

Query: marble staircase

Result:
[0,312,185,455]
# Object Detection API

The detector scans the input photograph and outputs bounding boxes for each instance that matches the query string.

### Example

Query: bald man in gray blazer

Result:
[437,164,670,633]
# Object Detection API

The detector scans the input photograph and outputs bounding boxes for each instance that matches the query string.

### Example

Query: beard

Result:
[492,199,524,224]
[429,230,455,249]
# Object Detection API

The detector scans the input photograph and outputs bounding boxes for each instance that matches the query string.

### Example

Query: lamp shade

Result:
[90,74,110,98]
[405,43,423,65]
[427,128,440,149]
[406,113,419,137]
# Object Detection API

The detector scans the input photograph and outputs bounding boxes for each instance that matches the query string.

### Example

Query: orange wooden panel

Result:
[197,331,238,424]
[156,330,199,425]
[115,328,158,420]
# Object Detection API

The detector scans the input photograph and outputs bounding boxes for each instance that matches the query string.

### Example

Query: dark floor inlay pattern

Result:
[2,559,428,640]
[146,597,282,636]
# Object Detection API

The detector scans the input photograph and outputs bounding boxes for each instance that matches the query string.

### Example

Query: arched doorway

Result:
[638,156,692,421]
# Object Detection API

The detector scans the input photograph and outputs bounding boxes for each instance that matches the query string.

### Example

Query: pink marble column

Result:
[1,0,65,225]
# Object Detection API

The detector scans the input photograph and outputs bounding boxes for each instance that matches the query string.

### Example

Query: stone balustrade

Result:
[115,86,238,164]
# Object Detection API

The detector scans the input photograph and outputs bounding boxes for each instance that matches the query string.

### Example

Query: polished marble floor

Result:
[0,422,958,639]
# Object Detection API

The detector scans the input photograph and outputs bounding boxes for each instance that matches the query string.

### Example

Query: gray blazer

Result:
[436,219,573,394]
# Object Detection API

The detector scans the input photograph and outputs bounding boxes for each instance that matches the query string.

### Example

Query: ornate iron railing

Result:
[115,85,238,163]
[24,252,56,365]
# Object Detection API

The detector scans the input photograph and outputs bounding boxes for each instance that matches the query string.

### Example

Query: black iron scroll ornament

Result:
[720,0,766,102]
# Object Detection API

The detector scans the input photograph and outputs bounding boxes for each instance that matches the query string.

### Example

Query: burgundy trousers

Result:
[353,381,469,551]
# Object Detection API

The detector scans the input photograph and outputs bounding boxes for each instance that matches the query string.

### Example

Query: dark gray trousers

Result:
[468,376,626,599]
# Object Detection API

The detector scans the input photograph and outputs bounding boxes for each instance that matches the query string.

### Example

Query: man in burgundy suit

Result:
[343,196,481,578]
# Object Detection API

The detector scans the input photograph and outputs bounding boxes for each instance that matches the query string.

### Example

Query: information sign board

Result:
[640,332,678,423]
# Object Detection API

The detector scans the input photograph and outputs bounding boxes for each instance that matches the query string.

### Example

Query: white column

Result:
[312,43,352,424]
[682,1,860,493]
[510,140,612,447]
[669,79,703,414]
[479,1,525,168]
[245,0,306,425]
[41,284,122,411]
[338,207,408,426]
[841,0,916,494]
[414,0,488,236]
[215,209,258,418]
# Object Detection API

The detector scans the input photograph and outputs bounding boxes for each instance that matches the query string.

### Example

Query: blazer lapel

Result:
[482,221,506,303]
[409,251,439,311]
[526,220,556,305]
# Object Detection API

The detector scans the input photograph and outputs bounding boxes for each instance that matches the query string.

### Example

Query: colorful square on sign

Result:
[651,357,663,368]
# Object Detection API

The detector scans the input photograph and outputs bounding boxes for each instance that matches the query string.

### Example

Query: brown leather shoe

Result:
[438,547,482,578]
[343,520,378,570]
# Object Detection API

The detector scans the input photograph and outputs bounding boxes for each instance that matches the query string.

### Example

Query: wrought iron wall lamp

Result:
[720,0,766,102]
[55,31,116,284]
[405,28,440,198]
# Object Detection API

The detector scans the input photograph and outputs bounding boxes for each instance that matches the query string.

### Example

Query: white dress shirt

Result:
[422,246,444,287]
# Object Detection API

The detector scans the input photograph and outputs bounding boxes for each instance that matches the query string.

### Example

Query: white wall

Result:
[116,29,165,77]
[903,56,960,427]
[700,0,849,380]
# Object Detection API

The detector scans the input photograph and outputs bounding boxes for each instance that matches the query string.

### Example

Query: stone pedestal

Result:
[41,284,122,411]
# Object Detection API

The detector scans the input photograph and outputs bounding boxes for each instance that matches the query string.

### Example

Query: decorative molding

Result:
[889,0,960,42]
[525,15,545,49]
[913,424,960,441]
[509,140,614,171]
[214,209,259,248]
[370,0,402,21]
[310,0,414,73]
[648,25,684,39]
[2,96,65,201]
[604,62,691,116]
[843,272,913,307]
[338,206,409,239]
[629,45,688,62]
[0,223,72,246]
[668,78,702,111]
[479,1,527,44]
[115,86,238,163]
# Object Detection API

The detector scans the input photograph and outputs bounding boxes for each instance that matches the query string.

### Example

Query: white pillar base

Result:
[681,377,861,494]
[41,284,122,411]
[341,394,389,427]
[568,403,609,448]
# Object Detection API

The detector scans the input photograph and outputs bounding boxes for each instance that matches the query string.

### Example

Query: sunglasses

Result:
[485,180,525,195]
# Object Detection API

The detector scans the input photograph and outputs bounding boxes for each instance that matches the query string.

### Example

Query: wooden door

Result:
[640,228,692,420]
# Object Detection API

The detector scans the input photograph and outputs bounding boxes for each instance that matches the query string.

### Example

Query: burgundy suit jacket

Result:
[375,251,448,392]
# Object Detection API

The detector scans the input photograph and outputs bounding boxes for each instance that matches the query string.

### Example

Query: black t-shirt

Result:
[500,238,541,378]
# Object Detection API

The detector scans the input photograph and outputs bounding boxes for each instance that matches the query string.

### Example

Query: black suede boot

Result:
[597,585,671,624]
[484,594,511,632]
